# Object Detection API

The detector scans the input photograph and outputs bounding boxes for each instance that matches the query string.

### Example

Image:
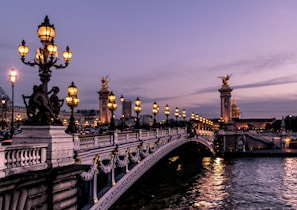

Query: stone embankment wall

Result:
[0,165,87,210]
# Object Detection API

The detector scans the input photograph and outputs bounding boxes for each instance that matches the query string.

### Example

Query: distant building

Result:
[231,99,241,119]
[122,99,132,119]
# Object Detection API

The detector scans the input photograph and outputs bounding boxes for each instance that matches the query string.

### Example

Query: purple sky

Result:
[1,1,297,120]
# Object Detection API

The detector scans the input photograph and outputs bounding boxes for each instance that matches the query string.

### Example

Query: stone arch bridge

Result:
[75,128,215,209]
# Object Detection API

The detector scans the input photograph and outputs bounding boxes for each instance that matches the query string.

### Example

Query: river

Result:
[110,142,297,210]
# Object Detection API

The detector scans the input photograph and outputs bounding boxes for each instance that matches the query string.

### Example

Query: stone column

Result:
[218,86,233,123]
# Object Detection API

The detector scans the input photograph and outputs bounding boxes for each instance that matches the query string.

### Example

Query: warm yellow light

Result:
[37,16,56,43]
[135,97,141,106]
[9,68,17,84]
[47,43,57,55]
[18,40,29,57]
[63,46,72,62]
[35,48,44,62]
[108,91,116,102]
[182,109,186,118]
[152,101,158,110]
[165,104,170,116]
[68,82,78,97]
[134,105,141,113]
[1,98,5,105]
[120,94,124,103]
[175,107,179,117]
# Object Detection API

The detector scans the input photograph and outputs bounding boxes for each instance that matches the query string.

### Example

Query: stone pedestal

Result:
[13,126,75,168]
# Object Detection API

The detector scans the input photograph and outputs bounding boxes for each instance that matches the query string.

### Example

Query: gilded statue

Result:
[101,76,109,90]
[218,74,232,87]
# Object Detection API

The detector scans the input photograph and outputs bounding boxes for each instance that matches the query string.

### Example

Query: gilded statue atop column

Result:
[218,74,232,87]
[101,76,109,91]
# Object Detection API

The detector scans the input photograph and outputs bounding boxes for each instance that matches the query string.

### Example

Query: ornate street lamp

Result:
[152,101,159,128]
[191,112,195,121]
[18,16,72,125]
[107,91,117,130]
[1,98,6,130]
[134,97,141,129]
[9,68,17,137]
[174,107,179,127]
[164,104,170,127]
[182,109,186,127]
[182,109,186,120]
[65,82,79,133]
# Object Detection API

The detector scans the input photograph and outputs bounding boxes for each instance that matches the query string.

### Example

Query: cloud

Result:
[206,52,297,75]
[0,42,15,50]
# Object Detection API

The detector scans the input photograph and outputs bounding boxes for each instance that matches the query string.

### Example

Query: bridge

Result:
[0,126,214,210]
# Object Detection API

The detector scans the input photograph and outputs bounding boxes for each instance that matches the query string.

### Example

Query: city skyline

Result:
[1,1,297,120]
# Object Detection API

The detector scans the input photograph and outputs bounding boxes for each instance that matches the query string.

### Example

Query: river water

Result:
[110,142,297,210]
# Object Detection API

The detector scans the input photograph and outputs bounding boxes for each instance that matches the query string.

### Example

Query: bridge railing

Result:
[74,128,188,152]
[78,127,189,209]
[0,144,48,178]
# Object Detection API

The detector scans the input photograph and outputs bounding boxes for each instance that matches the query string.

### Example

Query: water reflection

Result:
[188,157,230,209]
[282,158,297,208]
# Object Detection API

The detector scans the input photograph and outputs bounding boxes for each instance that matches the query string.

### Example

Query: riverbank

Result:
[223,148,297,157]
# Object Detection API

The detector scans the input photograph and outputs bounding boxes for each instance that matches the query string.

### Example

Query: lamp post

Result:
[152,101,159,128]
[107,91,117,130]
[120,94,125,130]
[164,104,170,127]
[191,112,195,121]
[1,98,6,130]
[134,97,141,129]
[182,109,186,127]
[175,107,179,127]
[18,16,72,124]
[9,68,17,137]
[65,82,79,133]
[16,114,22,128]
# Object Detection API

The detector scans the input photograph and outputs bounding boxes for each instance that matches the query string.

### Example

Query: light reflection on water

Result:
[189,157,230,209]
[184,157,297,210]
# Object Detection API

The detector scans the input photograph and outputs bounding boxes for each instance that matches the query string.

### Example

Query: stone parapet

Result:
[13,125,75,168]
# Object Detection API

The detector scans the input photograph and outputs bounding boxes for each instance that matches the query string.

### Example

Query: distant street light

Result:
[191,112,195,121]
[134,97,141,129]
[164,104,170,127]
[9,68,17,137]
[152,101,159,128]
[175,107,179,127]
[1,97,6,130]
[66,82,79,133]
[120,94,125,129]
[107,91,117,130]
[182,109,186,127]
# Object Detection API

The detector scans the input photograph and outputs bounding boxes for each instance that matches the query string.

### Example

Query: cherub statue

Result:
[101,76,109,90]
[218,74,232,87]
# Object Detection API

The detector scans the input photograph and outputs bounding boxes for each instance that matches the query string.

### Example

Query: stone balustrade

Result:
[0,128,191,179]
[0,144,48,178]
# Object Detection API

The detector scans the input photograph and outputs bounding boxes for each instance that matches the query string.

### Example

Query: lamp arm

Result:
[20,58,36,67]
[53,62,69,69]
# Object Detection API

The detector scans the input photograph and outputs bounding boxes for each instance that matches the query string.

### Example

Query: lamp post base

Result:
[13,125,75,168]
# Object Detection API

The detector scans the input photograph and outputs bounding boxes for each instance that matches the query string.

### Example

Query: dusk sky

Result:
[1,1,297,120]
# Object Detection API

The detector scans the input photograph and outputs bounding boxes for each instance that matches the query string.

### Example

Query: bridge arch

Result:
[79,131,215,210]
